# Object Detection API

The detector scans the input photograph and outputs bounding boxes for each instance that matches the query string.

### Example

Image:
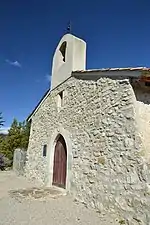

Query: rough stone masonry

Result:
[25,75,150,225]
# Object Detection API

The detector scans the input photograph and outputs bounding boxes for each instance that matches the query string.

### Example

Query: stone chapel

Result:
[26,33,150,223]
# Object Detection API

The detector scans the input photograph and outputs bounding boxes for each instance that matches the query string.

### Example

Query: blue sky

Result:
[0,0,150,130]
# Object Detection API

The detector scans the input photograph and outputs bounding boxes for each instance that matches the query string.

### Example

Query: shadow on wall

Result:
[132,80,150,104]
[131,79,150,160]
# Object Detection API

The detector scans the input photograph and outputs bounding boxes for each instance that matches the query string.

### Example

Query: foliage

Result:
[0,153,11,170]
[0,112,4,128]
[0,118,30,164]
[0,154,5,170]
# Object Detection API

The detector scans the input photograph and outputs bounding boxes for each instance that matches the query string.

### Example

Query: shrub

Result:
[0,154,5,170]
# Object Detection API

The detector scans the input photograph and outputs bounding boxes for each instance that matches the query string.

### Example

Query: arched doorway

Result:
[52,134,67,188]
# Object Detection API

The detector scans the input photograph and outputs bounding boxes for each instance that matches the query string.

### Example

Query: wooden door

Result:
[52,135,67,188]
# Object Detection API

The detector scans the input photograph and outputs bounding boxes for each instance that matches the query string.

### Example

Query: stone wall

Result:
[25,76,150,224]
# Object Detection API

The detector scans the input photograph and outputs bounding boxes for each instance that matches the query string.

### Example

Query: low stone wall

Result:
[25,76,150,224]
[13,148,27,175]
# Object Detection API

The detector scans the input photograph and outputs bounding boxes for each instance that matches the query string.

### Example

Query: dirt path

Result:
[0,171,118,225]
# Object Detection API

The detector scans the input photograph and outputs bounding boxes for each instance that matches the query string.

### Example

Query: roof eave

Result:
[26,89,50,122]
[72,69,143,78]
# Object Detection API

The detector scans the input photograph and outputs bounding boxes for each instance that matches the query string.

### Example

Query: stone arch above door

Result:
[47,128,73,191]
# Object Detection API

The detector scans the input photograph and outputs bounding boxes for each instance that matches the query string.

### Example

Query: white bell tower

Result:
[51,34,86,89]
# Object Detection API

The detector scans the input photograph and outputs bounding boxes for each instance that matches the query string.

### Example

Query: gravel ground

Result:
[0,171,118,225]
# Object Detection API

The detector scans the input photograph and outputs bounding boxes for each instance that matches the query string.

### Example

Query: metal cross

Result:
[67,21,71,34]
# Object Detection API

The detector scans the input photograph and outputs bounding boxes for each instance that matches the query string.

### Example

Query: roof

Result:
[27,89,50,122]
[27,67,150,121]
[73,67,150,73]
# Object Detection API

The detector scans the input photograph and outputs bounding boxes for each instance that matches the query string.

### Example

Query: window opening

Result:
[43,145,47,157]
[59,42,67,62]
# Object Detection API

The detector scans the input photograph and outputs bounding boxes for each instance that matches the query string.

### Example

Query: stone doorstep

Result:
[50,185,67,197]
[9,185,67,200]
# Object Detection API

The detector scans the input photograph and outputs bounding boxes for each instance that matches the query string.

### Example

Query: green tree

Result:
[6,118,22,159]
[0,118,30,162]
[0,112,4,128]
[20,121,31,149]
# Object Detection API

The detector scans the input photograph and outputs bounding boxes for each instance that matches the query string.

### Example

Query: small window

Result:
[58,91,64,110]
[59,91,63,106]
[59,42,67,62]
[43,145,47,157]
